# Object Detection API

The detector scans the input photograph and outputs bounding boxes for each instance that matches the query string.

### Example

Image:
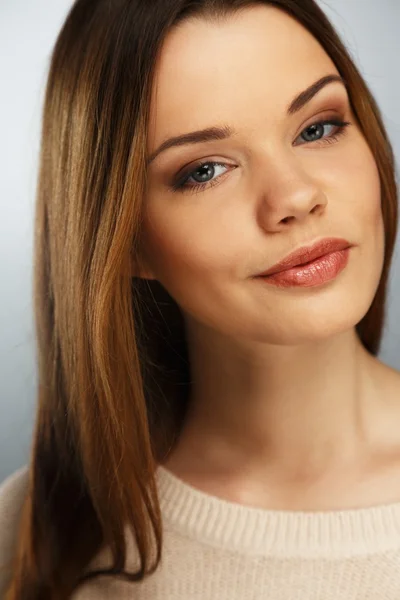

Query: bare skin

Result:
[135,5,400,511]
[162,349,400,511]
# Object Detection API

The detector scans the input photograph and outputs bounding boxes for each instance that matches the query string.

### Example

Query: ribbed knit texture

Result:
[2,464,400,598]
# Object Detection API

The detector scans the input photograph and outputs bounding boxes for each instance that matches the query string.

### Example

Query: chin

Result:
[250,295,373,346]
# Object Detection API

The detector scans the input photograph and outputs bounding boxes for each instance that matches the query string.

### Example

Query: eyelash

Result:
[171,119,352,195]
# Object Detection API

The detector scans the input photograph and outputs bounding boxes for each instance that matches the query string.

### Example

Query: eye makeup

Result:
[170,117,351,195]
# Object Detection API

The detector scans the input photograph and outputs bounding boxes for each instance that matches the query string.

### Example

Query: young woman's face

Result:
[141,5,384,345]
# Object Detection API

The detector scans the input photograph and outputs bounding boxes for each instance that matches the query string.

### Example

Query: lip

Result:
[255,237,353,277]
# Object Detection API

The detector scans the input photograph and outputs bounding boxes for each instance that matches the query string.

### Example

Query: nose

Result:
[255,151,328,231]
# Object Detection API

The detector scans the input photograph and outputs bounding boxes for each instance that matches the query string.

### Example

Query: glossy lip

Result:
[255,237,352,277]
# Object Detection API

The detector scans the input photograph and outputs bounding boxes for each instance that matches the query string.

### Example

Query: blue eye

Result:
[172,162,229,194]
[171,118,351,194]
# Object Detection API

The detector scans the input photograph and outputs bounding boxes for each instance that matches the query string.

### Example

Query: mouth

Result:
[255,237,352,277]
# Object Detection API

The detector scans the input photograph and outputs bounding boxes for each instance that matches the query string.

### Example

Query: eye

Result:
[296,119,351,146]
[171,118,351,194]
[171,161,232,195]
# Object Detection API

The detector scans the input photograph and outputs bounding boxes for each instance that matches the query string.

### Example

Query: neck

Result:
[170,324,391,479]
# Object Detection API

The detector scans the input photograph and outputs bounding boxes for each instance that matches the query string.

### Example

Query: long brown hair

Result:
[2,0,398,598]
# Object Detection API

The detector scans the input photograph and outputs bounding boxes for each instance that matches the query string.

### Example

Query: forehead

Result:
[148,5,338,144]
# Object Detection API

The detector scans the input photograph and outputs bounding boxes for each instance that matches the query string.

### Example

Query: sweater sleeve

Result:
[0,466,29,598]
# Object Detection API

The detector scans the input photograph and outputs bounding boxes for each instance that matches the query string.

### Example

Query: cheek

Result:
[142,181,252,283]
[341,133,382,218]
[141,217,237,325]
[335,139,385,313]
[351,142,384,254]
[141,206,228,288]
[328,132,384,259]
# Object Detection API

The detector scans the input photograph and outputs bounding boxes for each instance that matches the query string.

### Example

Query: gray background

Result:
[1,0,399,483]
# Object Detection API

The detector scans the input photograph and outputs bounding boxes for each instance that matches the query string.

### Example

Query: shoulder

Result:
[0,465,30,596]
[0,465,29,507]
[0,465,30,527]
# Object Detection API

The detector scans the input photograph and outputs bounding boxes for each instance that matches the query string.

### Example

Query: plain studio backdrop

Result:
[0,0,399,483]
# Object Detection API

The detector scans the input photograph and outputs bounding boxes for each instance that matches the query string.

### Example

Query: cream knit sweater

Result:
[2,463,400,599]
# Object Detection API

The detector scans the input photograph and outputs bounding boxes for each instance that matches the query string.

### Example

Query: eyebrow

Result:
[146,74,347,166]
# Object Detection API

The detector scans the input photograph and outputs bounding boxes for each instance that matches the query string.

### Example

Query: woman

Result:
[1,0,399,598]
